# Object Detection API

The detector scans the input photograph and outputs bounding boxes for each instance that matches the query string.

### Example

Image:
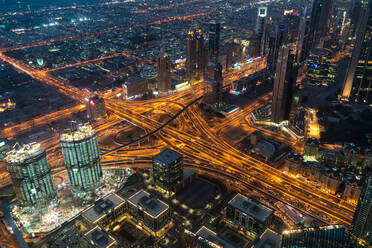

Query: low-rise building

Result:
[127,190,171,236]
[342,175,362,205]
[304,138,320,158]
[316,148,343,167]
[343,143,361,168]
[82,193,126,231]
[284,153,303,177]
[225,193,275,237]
[252,228,280,248]
[122,76,148,100]
[84,226,118,248]
[319,168,342,194]
[86,95,106,121]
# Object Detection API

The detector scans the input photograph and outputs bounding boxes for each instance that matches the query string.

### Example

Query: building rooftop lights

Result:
[5,143,43,164]
[60,124,96,142]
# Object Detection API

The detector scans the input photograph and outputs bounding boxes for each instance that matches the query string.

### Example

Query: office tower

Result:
[267,23,288,74]
[286,14,302,60]
[351,171,372,245]
[226,193,274,236]
[209,21,221,60]
[213,62,223,105]
[296,13,307,63]
[256,7,267,56]
[85,95,106,121]
[309,0,334,48]
[127,190,170,236]
[156,48,171,92]
[60,124,102,195]
[281,225,346,248]
[186,28,205,82]
[5,143,56,208]
[341,1,371,104]
[186,29,197,82]
[306,48,336,86]
[195,28,206,80]
[271,45,295,123]
[152,148,183,195]
[349,0,363,39]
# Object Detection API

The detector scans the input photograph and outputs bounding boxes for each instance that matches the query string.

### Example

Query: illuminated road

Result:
[0,104,85,139]
[0,4,355,233]
[106,95,355,226]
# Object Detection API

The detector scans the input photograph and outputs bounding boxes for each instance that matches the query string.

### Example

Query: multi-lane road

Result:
[0,11,355,236]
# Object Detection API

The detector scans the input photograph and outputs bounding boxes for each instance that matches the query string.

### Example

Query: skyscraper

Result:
[341,1,371,103]
[306,48,337,86]
[256,7,267,56]
[60,124,102,195]
[208,21,221,60]
[156,48,171,92]
[152,148,183,195]
[267,23,288,74]
[271,45,295,123]
[5,143,57,208]
[309,0,334,48]
[186,28,205,82]
[213,62,223,105]
[351,171,372,246]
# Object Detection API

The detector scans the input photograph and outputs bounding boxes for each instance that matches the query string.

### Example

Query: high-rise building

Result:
[309,0,334,48]
[213,62,223,105]
[152,148,183,195]
[271,45,295,123]
[256,7,268,56]
[196,28,206,80]
[85,95,106,121]
[60,124,102,195]
[5,143,56,208]
[281,225,346,248]
[286,14,302,60]
[351,171,372,246]
[156,48,171,92]
[209,21,221,60]
[349,0,363,39]
[341,1,372,104]
[296,12,308,63]
[186,28,205,82]
[306,48,337,86]
[267,23,288,74]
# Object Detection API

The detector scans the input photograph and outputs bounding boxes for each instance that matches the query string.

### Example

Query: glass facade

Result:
[281,225,346,248]
[306,48,337,87]
[5,146,56,208]
[152,149,183,194]
[60,126,102,193]
[352,172,372,245]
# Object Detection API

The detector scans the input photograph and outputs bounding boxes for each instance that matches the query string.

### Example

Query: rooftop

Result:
[82,193,126,224]
[128,190,169,218]
[253,229,280,248]
[253,140,276,159]
[84,226,117,248]
[60,124,96,142]
[153,148,182,165]
[196,226,237,248]
[228,193,274,223]
[4,143,44,164]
